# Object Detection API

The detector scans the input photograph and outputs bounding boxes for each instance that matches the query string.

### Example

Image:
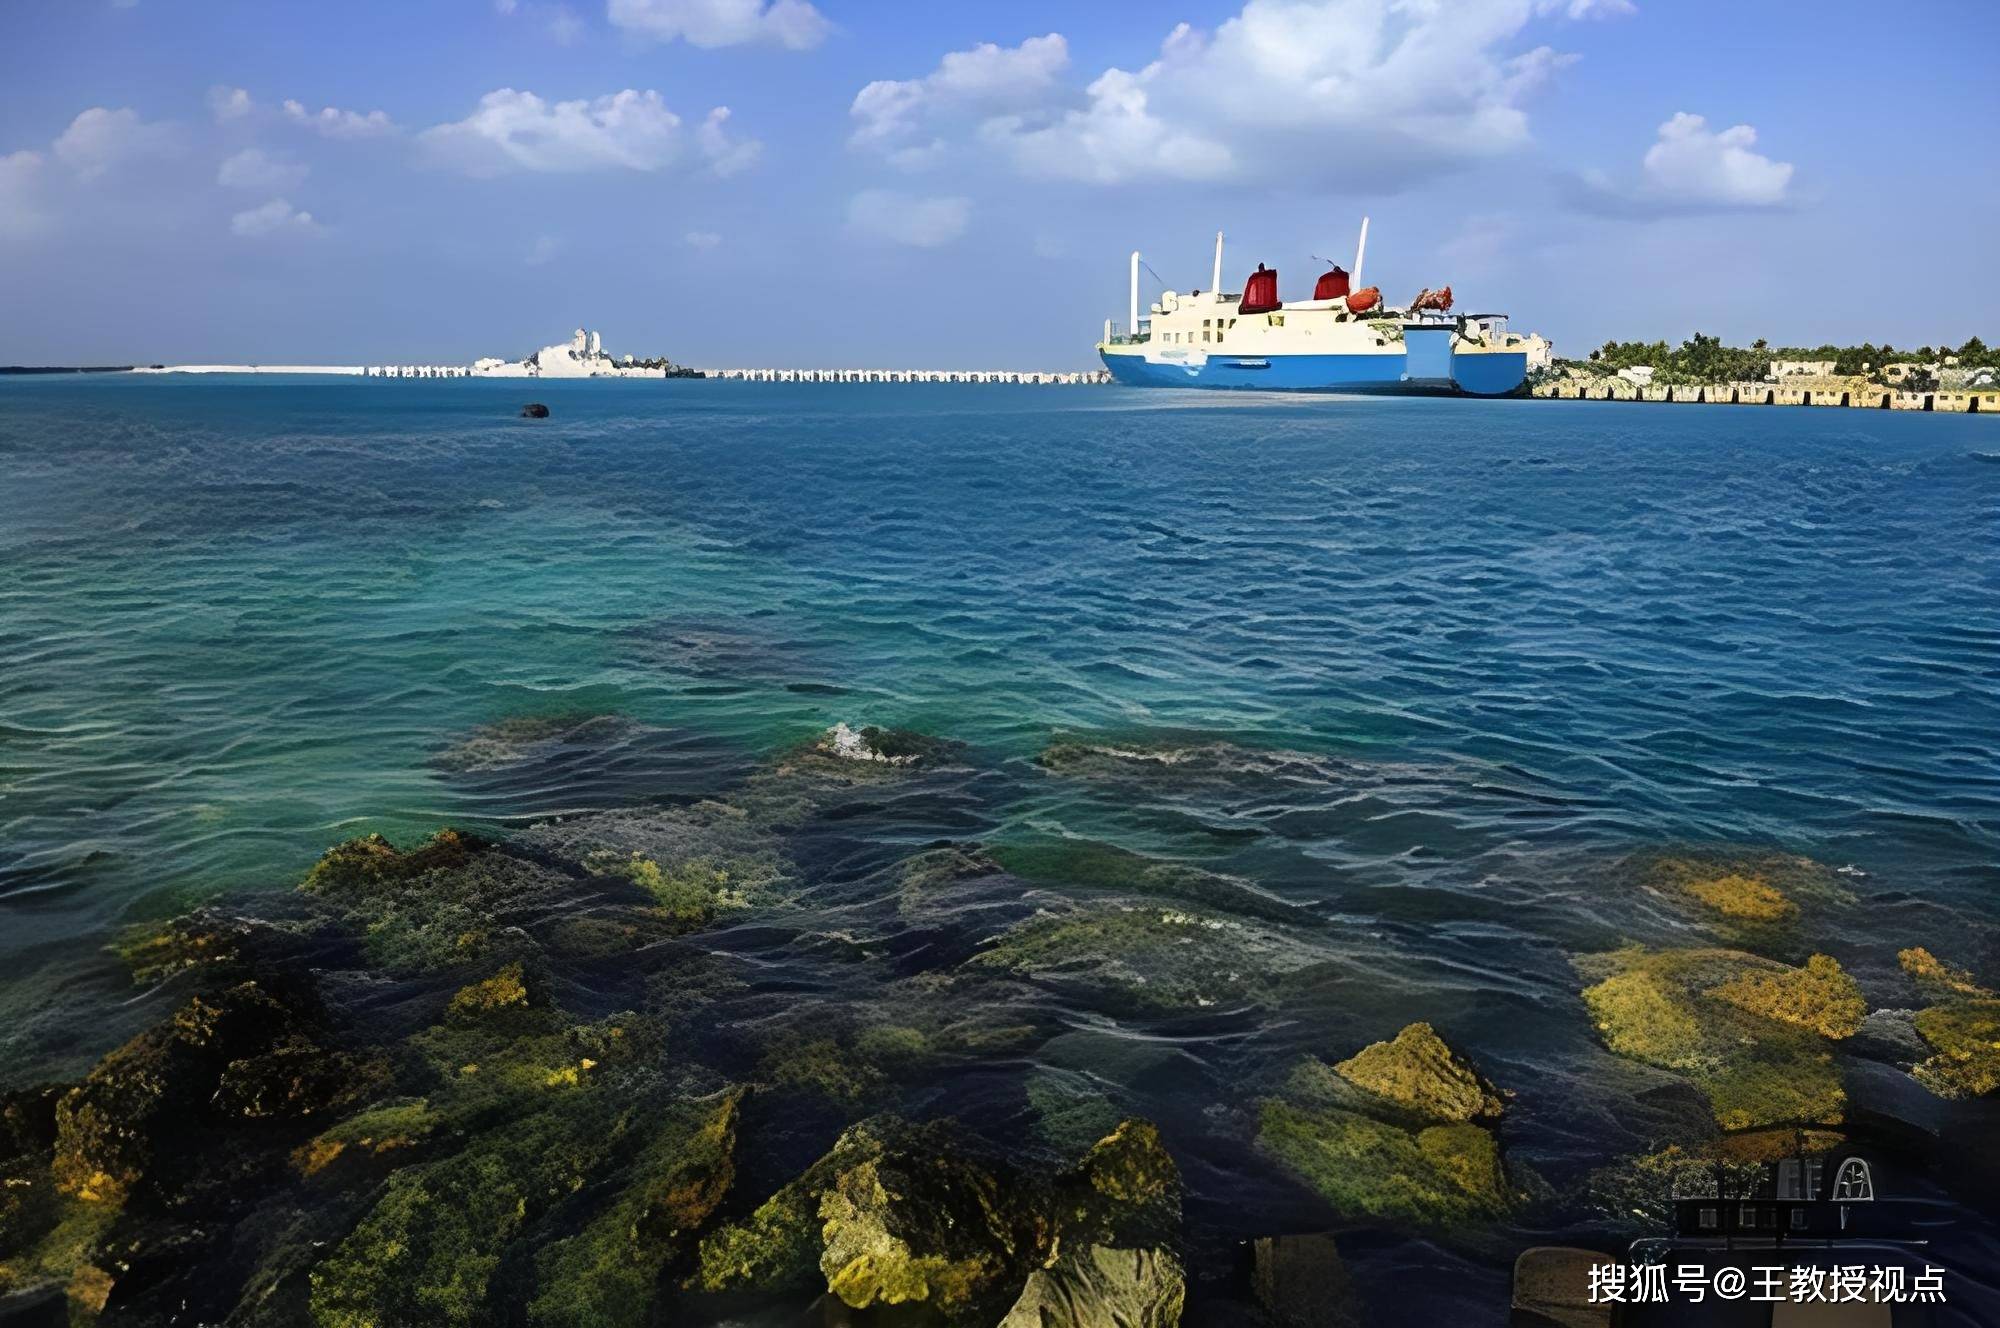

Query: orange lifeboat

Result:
[1346,286,1381,315]
[1411,285,1453,314]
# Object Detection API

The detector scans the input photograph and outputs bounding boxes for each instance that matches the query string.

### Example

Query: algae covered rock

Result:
[1256,1026,1524,1230]
[1575,947,1847,1131]
[447,962,532,1017]
[1622,848,1850,934]
[1331,1022,1506,1124]
[1249,1232,1361,1328]
[989,839,1304,925]
[527,1089,743,1328]
[1900,947,1993,1000]
[1708,953,1865,1039]
[696,1114,1186,1326]
[51,981,307,1203]
[1910,1000,2000,1100]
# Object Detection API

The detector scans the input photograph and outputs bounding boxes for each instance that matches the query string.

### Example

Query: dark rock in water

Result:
[51,980,310,1202]
[1250,1232,1361,1328]
[521,402,550,418]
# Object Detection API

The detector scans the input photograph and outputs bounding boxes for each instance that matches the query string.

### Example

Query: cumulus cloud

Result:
[846,189,969,247]
[684,229,722,248]
[606,0,829,49]
[283,99,396,139]
[851,34,1066,167]
[421,88,756,176]
[0,150,50,242]
[696,107,761,175]
[1573,111,1794,215]
[861,1,1601,191]
[217,147,308,193]
[208,86,254,122]
[53,107,178,179]
[230,198,320,237]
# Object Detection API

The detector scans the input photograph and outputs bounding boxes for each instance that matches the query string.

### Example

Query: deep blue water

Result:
[3,375,1998,1319]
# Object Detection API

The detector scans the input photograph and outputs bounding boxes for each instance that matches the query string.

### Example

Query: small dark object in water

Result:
[520,402,550,418]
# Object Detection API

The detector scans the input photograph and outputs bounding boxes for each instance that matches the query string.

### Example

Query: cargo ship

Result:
[1097,221,1546,395]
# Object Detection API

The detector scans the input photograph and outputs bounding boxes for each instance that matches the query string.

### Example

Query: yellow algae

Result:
[1709,954,1865,1039]
[1899,947,1993,999]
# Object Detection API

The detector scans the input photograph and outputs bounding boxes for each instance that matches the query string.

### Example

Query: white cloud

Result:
[851,34,1066,164]
[1641,112,1792,206]
[1546,0,1635,16]
[866,1,1600,191]
[53,107,177,179]
[526,234,564,265]
[696,107,761,176]
[217,147,309,193]
[684,229,722,249]
[208,86,254,122]
[283,99,396,139]
[606,0,828,49]
[846,189,969,247]
[1574,111,1794,215]
[548,4,584,42]
[0,151,50,242]
[495,0,518,11]
[230,197,321,237]
[421,88,749,176]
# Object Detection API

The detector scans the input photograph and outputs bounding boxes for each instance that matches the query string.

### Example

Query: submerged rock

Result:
[1249,1232,1361,1328]
[812,722,955,768]
[521,402,550,418]
[989,839,1304,925]
[1575,946,1850,1131]
[432,711,631,774]
[1900,946,1993,1000]
[998,1244,1184,1328]
[1910,1000,2000,1100]
[1621,848,1850,934]
[970,902,1322,1013]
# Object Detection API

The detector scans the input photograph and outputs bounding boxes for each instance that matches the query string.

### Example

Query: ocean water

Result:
[3,375,1999,1320]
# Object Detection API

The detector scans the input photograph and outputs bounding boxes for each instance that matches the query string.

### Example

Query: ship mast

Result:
[1353,216,1370,288]
[1211,231,1224,302]
[1129,250,1141,341]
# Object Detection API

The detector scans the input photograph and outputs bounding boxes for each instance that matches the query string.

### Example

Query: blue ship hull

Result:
[1100,348,1528,396]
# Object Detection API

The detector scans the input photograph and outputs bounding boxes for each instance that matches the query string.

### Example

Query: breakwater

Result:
[1534,378,1996,413]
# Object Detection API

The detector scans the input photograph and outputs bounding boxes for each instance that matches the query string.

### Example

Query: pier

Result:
[1532,379,1996,413]
[703,368,1109,384]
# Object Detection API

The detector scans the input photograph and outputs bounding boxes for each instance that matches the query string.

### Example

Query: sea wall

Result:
[1533,380,1995,414]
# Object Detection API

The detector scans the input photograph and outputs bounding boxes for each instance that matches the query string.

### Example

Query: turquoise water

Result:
[4,375,1999,1317]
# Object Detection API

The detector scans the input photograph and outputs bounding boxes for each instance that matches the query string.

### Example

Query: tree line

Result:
[1569,334,1995,387]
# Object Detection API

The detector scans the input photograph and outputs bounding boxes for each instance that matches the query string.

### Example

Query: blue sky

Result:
[3,0,1995,367]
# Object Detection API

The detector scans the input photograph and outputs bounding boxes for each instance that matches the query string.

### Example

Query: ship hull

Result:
[1099,347,1527,396]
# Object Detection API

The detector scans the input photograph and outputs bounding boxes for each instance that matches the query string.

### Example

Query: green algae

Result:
[527,1090,742,1328]
[1623,848,1851,937]
[1911,1000,2000,1099]
[448,962,532,1017]
[1576,946,1848,1131]
[588,850,759,927]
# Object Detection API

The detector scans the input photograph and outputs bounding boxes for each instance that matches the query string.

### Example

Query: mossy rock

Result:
[0,1193,120,1304]
[527,1089,742,1328]
[111,912,261,985]
[1707,954,1864,1039]
[1256,1100,1513,1229]
[1910,1000,2000,1099]
[1331,1022,1506,1124]
[1575,947,1847,1131]
[51,981,304,1203]
[586,850,763,929]
[294,1099,438,1177]
[447,963,532,1018]
[997,1244,1186,1328]
[308,1096,638,1328]
[1624,849,1849,934]
[300,830,482,899]
[1900,947,1992,1000]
